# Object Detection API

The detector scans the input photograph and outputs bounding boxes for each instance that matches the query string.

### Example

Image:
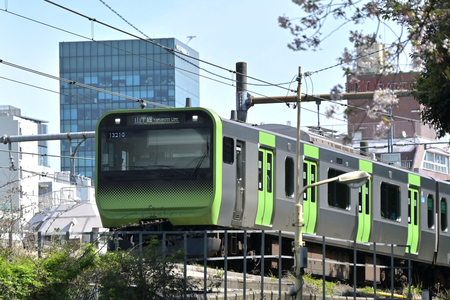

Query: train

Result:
[95,107,450,287]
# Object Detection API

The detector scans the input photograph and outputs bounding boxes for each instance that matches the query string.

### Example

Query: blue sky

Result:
[0,0,354,168]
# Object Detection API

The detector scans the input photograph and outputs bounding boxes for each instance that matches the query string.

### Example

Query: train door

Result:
[303,160,317,234]
[356,179,371,242]
[407,186,420,253]
[255,148,273,226]
[233,141,245,221]
[357,160,372,242]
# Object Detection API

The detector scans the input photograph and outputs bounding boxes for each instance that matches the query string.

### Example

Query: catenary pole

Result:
[294,66,304,300]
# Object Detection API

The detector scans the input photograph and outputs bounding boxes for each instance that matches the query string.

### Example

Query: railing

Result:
[30,230,411,300]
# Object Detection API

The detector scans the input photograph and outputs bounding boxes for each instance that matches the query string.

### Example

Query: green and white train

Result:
[96,107,450,286]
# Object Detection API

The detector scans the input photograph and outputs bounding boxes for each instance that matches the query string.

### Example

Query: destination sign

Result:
[130,115,180,125]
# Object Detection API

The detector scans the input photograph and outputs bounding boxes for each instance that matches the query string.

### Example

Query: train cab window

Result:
[428,195,434,229]
[223,137,234,164]
[380,182,400,221]
[327,169,350,210]
[441,198,448,232]
[285,157,294,198]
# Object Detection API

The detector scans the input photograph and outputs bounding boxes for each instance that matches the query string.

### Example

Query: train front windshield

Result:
[98,111,213,179]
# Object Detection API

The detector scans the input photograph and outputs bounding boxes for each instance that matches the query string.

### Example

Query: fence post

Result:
[323,236,326,300]
[373,242,377,300]
[353,241,357,300]
[38,231,42,258]
[184,232,187,300]
[244,231,247,300]
[225,230,228,300]
[261,230,265,299]
[204,231,208,300]
[279,231,282,300]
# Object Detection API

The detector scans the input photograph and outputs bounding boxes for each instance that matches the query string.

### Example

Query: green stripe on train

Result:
[304,144,319,159]
[259,131,276,147]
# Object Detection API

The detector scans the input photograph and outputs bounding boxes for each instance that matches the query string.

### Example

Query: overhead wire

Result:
[1,4,419,126]
[0,7,297,110]
[0,165,94,189]
[44,0,297,91]
[0,76,119,110]
[0,148,95,161]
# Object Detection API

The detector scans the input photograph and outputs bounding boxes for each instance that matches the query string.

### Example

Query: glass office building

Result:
[59,38,200,180]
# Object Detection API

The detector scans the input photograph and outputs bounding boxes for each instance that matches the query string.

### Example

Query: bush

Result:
[0,238,200,300]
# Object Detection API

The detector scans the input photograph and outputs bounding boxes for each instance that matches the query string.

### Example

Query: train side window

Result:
[327,169,350,210]
[285,157,294,198]
[223,137,234,164]
[428,195,434,229]
[380,182,400,221]
[441,198,448,232]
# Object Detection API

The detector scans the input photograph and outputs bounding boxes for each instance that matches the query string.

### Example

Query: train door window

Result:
[233,142,245,221]
[441,198,448,232]
[223,137,234,164]
[427,195,434,229]
[303,163,307,200]
[267,153,273,193]
[327,169,350,210]
[236,145,243,180]
[311,163,316,202]
[285,157,294,198]
[358,182,371,215]
[381,182,400,221]
[258,151,264,191]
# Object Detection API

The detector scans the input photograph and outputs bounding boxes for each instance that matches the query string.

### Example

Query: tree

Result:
[0,171,36,249]
[279,0,450,136]
[412,23,450,138]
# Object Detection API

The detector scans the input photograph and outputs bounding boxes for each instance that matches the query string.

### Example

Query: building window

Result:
[285,157,294,198]
[223,137,234,164]
[381,182,400,221]
[423,152,449,174]
[328,169,350,210]
[428,195,434,229]
[441,198,448,232]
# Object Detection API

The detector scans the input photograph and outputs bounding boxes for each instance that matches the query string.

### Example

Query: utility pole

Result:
[235,62,252,122]
[293,66,306,300]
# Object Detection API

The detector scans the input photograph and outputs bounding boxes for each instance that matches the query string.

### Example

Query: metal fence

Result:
[32,230,412,300]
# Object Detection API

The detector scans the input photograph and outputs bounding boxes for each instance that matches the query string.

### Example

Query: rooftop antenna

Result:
[186,36,196,45]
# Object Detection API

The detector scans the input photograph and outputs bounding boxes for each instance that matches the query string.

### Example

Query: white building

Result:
[0,105,102,244]
[0,105,53,225]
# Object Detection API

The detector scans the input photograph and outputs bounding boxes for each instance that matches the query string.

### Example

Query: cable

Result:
[44,0,297,91]
[0,166,94,188]
[0,7,297,108]
[0,76,119,110]
[0,59,171,109]
[0,7,303,113]
[0,148,94,161]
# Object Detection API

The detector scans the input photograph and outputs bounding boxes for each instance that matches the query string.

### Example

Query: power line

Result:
[44,0,297,91]
[0,59,171,109]
[0,148,94,161]
[0,76,119,110]
[0,7,298,109]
